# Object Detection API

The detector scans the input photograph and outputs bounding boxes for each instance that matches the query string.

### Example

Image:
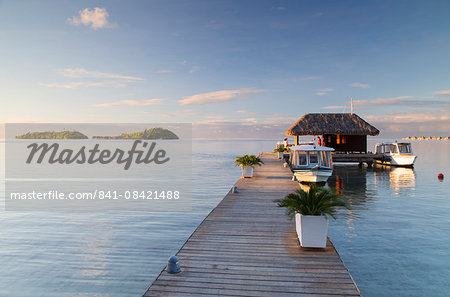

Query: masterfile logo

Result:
[25,140,170,170]
[4,123,192,211]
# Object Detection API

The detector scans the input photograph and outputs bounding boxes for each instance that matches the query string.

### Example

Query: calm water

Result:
[0,139,449,296]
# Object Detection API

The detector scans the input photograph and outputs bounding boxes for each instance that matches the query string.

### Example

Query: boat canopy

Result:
[376,142,412,154]
[290,145,333,169]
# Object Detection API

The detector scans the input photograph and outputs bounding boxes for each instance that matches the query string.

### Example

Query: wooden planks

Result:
[143,152,361,297]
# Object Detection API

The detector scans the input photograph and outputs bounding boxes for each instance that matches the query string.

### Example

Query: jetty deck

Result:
[143,152,361,297]
[332,153,382,166]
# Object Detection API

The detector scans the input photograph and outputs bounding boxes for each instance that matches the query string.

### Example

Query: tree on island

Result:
[120,128,179,139]
[16,130,88,139]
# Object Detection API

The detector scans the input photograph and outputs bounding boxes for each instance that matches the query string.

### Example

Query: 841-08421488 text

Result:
[9,190,181,200]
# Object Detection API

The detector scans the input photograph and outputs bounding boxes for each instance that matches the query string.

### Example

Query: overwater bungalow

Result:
[286,113,380,153]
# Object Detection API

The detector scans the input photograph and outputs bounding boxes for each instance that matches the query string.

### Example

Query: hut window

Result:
[309,152,318,164]
[336,135,340,144]
[342,136,346,144]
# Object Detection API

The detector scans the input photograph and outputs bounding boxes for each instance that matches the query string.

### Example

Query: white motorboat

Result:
[374,142,417,167]
[289,143,334,183]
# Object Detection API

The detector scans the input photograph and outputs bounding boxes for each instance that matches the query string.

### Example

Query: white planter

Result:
[242,166,253,178]
[278,152,283,159]
[295,213,328,248]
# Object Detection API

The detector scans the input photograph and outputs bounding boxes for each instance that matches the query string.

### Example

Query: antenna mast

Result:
[351,97,353,114]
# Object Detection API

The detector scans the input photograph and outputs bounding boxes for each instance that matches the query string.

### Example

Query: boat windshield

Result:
[376,145,383,154]
[291,151,307,167]
[390,144,398,153]
[309,152,318,165]
[298,152,307,165]
[319,151,331,167]
[398,143,411,153]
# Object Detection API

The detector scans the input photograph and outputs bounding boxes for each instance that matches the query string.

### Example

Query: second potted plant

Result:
[273,146,287,159]
[235,154,264,178]
[274,185,347,248]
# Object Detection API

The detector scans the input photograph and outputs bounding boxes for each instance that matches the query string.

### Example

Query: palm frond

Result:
[274,185,348,219]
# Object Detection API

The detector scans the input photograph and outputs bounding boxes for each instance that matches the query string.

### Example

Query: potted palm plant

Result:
[273,147,286,159]
[234,154,264,178]
[274,186,347,248]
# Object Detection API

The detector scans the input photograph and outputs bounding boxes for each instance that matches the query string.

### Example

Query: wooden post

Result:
[295,135,299,145]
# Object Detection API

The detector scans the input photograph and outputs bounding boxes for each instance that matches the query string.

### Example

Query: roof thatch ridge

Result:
[286,113,379,136]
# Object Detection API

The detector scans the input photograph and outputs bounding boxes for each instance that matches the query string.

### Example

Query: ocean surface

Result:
[1,139,449,297]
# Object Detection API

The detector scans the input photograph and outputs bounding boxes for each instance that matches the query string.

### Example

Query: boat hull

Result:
[293,168,333,183]
[375,154,417,167]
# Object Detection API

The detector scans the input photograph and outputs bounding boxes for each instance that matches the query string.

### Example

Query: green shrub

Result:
[274,186,348,219]
[234,154,264,167]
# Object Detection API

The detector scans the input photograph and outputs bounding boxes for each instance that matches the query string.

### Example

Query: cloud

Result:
[315,88,334,96]
[180,109,199,117]
[189,66,201,73]
[42,68,144,89]
[57,68,144,81]
[434,90,450,96]
[367,110,450,124]
[265,113,298,122]
[87,114,110,118]
[191,118,297,138]
[179,88,267,105]
[139,111,175,117]
[41,81,129,88]
[354,96,413,105]
[353,96,449,107]
[365,109,450,136]
[235,110,257,115]
[323,105,346,109]
[95,99,165,107]
[316,88,334,92]
[205,114,226,119]
[67,7,117,30]
[291,76,322,82]
[190,108,450,138]
[349,82,370,88]
[156,70,175,73]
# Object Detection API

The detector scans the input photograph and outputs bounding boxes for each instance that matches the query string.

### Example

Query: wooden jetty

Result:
[143,152,361,297]
[332,153,382,167]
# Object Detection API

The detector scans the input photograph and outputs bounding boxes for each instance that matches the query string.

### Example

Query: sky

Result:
[1,0,450,138]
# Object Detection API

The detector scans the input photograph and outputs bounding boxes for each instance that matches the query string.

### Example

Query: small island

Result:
[16,130,88,139]
[93,128,179,140]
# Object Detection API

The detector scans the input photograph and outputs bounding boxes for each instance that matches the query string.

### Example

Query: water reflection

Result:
[78,223,112,279]
[373,165,416,194]
[328,165,416,209]
[327,165,370,208]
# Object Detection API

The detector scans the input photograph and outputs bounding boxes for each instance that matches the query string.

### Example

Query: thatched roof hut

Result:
[286,113,379,153]
[286,113,379,136]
